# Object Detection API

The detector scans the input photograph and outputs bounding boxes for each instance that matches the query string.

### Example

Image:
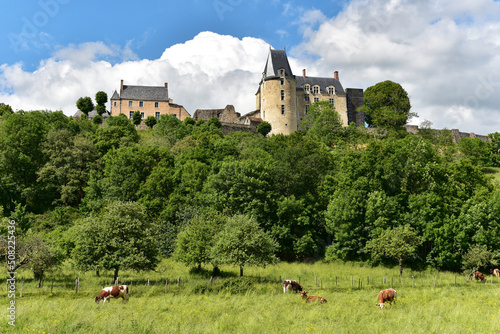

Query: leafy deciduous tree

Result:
[211,214,278,276]
[366,225,422,277]
[76,97,94,116]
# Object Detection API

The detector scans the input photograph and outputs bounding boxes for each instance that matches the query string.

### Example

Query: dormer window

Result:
[279,69,285,77]
[312,86,319,94]
[304,84,310,92]
[328,87,335,95]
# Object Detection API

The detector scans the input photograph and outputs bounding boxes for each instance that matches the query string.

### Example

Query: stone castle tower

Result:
[255,49,364,136]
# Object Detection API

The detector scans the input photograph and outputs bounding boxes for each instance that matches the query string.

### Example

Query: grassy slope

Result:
[3,259,500,333]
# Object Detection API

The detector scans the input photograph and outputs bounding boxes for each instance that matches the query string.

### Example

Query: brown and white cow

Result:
[95,285,129,303]
[473,271,486,282]
[490,268,500,277]
[283,280,303,293]
[376,288,397,309]
[300,291,327,304]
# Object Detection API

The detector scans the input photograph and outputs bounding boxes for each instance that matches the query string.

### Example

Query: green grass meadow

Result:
[3,260,500,333]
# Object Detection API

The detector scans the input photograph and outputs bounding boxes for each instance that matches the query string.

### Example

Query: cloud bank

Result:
[0,32,270,117]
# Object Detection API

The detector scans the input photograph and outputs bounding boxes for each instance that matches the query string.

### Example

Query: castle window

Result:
[314,97,319,102]
[155,102,159,108]
[279,69,285,77]
[281,78,285,85]
[129,101,133,107]
[281,90,285,101]
[281,105,285,115]
[129,111,134,119]
[155,112,160,119]
[305,94,310,102]
[139,101,144,108]
[173,114,177,118]
[328,87,335,95]
[304,84,310,92]
[312,86,319,94]
[305,105,309,114]
[329,98,335,106]
[141,112,145,119]
[113,101,117,107]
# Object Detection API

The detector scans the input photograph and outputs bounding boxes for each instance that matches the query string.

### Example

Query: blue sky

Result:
[1,0,340,70]
[2,0,500,135]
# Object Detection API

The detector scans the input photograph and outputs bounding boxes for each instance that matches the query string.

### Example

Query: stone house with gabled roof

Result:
[110,80,190,121]
[255,49,364,135]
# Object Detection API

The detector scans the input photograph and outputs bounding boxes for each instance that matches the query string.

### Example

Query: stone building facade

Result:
[110,80,190,121]
[255,49,365,136]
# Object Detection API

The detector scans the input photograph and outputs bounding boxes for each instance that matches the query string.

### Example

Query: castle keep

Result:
[255,49,364,135]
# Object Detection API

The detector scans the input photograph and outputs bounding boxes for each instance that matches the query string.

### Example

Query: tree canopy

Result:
[361,80,415,133]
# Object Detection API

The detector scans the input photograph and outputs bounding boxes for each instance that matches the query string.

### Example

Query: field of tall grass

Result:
[3,259,500,333]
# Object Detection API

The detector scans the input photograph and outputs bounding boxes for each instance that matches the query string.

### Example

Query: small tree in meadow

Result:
[211,214,278,277]
[366,225,422,278]
[462,244,498,276]
[72,201,159,282]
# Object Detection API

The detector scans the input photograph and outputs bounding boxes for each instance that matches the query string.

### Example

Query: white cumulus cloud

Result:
[0,32,270,117]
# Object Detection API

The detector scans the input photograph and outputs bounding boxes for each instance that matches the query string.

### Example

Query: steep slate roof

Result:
[260,49,344,94]
[263,49,294,78]
[118,85,169,101]
[296,76,345,94]
[110,90,120,100]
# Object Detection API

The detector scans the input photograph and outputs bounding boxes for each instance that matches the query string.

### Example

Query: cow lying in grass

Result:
[300,291,327,304]
[95,285,129,303]
[376,288,397,309]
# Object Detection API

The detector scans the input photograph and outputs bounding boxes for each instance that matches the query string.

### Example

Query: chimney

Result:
[120,80,124,91]
[165,82,168,89]
[302,69,306,77]
[334,71,339,80]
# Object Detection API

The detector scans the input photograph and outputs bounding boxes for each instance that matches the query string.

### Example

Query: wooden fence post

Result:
[350,276,353,287]
[433,276,436,288]
[367,276,369,286]
[75,278,79,294]
[383,276,385,285]
[315,276,317,286]
[147,279,150,286]
[177,277,181,286]
[165,279,168,293]
[20,281,24,297]
[412,276,415,288]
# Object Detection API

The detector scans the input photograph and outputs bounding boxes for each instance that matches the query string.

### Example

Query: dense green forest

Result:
[1,98,500,282]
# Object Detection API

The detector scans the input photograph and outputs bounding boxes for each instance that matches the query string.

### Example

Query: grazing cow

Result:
[474,271,486,282]
[300,291,327,304]
[95,285,129,303]
[490,269,500,277]
[376,288,397,309]
[283,280,303,293]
